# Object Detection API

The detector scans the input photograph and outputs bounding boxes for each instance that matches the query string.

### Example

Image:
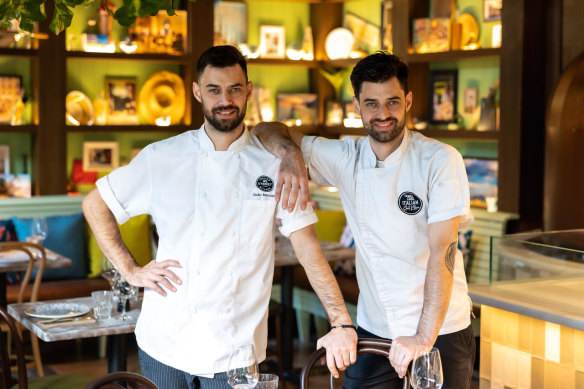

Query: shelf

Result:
[247,58,319,68]
[323,126,499,140]
[0,48,38,58]
[320,58,360,68]
[66,51,191,64]
[66,124,191,133]
[0,124,37,133]
[405,48,501,63]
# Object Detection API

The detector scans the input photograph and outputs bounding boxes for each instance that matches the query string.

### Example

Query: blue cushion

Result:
[11,213,87,280]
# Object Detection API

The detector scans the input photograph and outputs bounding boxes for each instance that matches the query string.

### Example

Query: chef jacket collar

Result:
[199,123,250,152]
[364,127,411,169]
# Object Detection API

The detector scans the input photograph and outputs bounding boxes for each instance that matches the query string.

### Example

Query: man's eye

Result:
[366,102,377,107]
[232,87,241,93]
[209,89,219,94]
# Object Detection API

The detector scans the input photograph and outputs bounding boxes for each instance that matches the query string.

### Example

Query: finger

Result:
[287,184,299,213]
[275,177,284,203]
[298,183,309,211]
[159,269,182,285]
[155,275,178,293]
[280,182,291,210]
[326,350,340,379]
[350,346,357,364]
[157,259,182,268]
[147,281,168,297]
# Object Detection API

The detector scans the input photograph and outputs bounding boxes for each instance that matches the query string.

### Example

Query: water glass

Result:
[411,347,443,389]
[227,344,259,389]
[256,373,278,389]
[92,290,113,320]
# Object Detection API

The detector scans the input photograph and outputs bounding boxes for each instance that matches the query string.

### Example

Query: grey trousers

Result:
[138,348,231,389]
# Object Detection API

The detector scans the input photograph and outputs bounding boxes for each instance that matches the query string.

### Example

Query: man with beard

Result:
[253,52,475,388]
[82,45,357,389]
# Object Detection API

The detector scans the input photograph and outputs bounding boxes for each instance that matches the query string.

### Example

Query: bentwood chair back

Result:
[85,371,158,389]
[300,338,410,389]
[0,242,47,377]
[0,306,28,389]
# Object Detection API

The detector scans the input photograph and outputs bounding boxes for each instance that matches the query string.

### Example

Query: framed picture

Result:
[214,1,247,46]
[325,100,344,126]
[344,12,380,53]
[0,145,9,175]
[463,88,478,114]
[412,18,450,53]
[258,25,286,59]
[483,0,502,22]
[106,78,138,125]
[276,93,318,126]
[464,157,498,208]
[428,70,458,123]
[0,75,22,124]
[380,1,393,51]
[83,141,119,172]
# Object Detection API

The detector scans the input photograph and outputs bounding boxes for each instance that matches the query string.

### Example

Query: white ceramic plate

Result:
[25,303,91,319]
[325,27,355,60]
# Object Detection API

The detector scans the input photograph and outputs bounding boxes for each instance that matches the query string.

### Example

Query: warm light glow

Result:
[545,322,560,363]
[260,107,274,122]
[295,119,302,126]
[82,42,116,53]
[239,44,260,59]
[155,116,171,126]
[119,41,138,54]
[324,186,338,193]
[286,48,304,61]
[343,113,362,128]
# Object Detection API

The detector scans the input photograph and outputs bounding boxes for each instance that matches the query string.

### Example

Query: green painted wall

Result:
[246,0,310,49]
[0,134,31,175]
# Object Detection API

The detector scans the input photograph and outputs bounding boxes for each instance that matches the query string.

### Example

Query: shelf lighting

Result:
[155,116,171,127]
[343,113,362,128]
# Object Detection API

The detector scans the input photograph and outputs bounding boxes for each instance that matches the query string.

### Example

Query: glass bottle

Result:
[94,90,108,125]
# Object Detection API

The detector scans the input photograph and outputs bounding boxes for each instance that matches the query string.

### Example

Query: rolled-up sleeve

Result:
[277,202,318,237]
[96,147,152,225]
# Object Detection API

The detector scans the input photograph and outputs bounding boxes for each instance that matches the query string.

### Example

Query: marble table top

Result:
[0,248,72,273]
[8,296,140,342]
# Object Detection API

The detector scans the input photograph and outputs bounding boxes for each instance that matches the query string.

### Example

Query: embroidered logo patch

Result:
[256,175,274,192]
[398,192,423,215]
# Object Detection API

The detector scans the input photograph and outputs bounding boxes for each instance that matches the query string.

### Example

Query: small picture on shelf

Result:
[483,0,502,22]
[258,25,286,59]
[412,18,450,53]
[106,78,138,125]
[276,93,318,126]
[429,70,458,124]
[380,1,393,52]
[344,102,363,128]
[245,86,272,126]
[214,1,247,46]
[4,174,31,198]
[325,101,344,126]
[0,75,22,124]
[464,157,498,209]
[344,12,380,53]
[83,141,119,172]
[464,88,478,114]
[0,145,9,175]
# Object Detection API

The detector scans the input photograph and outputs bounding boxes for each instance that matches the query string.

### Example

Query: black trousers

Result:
[343,325,475,389]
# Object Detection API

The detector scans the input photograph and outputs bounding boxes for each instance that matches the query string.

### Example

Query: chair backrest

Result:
[300,338,410,389]
[0,306,28,389]
[0,242,47,304]
[85,371,158,389]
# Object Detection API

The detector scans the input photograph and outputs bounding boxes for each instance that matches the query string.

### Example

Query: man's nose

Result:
[219,91,233,105]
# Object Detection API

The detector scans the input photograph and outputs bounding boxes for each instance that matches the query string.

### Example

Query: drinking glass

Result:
[256,373,278,389]
[112,278,137,321]
[227,344,259,389]
[410,347,443,389]
[30,217,48,244]
[101,255,120,292]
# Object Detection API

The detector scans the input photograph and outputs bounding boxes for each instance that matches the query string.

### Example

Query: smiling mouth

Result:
[213,107,238,118]
[372,119,397,130]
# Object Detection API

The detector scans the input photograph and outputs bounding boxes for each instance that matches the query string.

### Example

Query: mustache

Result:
[212,105,239,114]
[371,116,398,124]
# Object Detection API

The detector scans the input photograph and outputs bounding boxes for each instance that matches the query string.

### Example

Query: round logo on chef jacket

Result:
[256,175,274,192]
[398,192,423,215]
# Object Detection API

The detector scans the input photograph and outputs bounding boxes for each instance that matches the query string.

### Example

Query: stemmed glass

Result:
[101,255,120,292]
[410,347,443,389]
[112,277,137,321]
[30,217,48,244]
[227,344,259,389]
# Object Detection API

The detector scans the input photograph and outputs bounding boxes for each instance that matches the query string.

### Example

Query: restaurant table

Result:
[8,295,140,372]
[0,248,72,307]
[274,237,356,380]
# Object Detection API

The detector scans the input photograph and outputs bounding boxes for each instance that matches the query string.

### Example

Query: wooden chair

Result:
[299,338,410,389]
[84,371,158,389]
[0,242,47,377]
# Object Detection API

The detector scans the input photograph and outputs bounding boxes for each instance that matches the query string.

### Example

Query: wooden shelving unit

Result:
[65,125,190,133]
[66,51,191,64]
[0,125,38,134]
[405,48,501,63]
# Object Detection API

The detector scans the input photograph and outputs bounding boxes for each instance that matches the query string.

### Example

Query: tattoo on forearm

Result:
[445,242,456,275]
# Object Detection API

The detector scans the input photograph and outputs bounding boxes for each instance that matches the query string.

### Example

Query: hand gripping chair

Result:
[299,338,410,389]
[84,371,158,389]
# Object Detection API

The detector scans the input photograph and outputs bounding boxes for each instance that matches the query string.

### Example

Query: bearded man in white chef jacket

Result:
[83,45,357,389]
[253,52,476,389]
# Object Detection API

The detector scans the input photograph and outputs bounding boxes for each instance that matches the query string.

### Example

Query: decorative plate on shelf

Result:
[25,303,91,319]
[138,71,185,126]
[457,13,479,47]
[66,91,94,126]
[325,28,355,60]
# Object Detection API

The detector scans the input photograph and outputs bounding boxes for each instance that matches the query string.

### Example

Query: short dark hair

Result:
[197,45,248,81]
[350,52,408,99]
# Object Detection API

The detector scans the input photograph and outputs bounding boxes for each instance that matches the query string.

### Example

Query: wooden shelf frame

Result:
[66,51,191,64]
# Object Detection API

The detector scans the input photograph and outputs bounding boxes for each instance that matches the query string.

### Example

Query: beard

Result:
[363,114,406,143]
[203,103,247,133]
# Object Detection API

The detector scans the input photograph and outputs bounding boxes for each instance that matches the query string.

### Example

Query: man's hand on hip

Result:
[124,259,182,297]
[316,327,358,378]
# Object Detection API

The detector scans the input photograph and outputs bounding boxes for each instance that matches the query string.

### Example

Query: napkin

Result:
[38,317,96,328]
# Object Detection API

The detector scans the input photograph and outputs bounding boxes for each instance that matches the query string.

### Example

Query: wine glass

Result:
[30,217,48,244]
[227,344,259,389]
[112,277,137,321]
[411,347,443,389]
[101,255,120,292]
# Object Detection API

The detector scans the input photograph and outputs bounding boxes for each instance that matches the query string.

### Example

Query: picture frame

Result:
[344,12,380,53]
[325,100,344,126]
[0,145,9,175]
[412,18,451,53]
[463,88,478,114]
[83,141,119,172]
[428,70,458,124]
[380,1,393,51]
[258,25,286,59]
[214,1,247,46]
[276,93,318,126]
[0,75,22,124]
[483,0,502,22]
[105,77,138,125]
[463,157,498,209]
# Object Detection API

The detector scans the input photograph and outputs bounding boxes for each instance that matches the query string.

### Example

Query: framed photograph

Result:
[380,1,393,51]
[0,145,9,175]
[214,1,247,46]
[83,141,119,172]
[276,93,318,126]
[258,25,286,59]
[412,18,450,53]
[428,70,458,123]
[464,88,478,114]
[106,78,138,125]
[325,100,344,126]
[483,0,502,22]
[464,157,498,208]
[344,12,380,53]
[0,75,22,124]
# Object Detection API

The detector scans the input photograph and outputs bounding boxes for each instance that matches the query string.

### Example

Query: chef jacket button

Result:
[199,231,205,237]
[195,271,200,276]
[236,154,240,160]
[201,192,206,198]
[201,152,207,158]
[225,307,231,314]
[231,231,236,237]
[193,308,198,314]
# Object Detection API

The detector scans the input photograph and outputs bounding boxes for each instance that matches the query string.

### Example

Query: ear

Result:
[405,91,413,113]
[193,82,202,103]
[352,96,361,116]
[246,81,253,102]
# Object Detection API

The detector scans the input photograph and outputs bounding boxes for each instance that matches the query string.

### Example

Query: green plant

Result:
[0,0,195,35]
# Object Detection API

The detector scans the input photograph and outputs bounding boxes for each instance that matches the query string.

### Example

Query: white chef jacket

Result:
[96,125,317,375]
[301,129,473,340]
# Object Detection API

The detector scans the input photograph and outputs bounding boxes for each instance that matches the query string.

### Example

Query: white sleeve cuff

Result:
[96,176,131,225]
[428,208,474,228]
[301,136,316,167]
[278,212,318,238]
